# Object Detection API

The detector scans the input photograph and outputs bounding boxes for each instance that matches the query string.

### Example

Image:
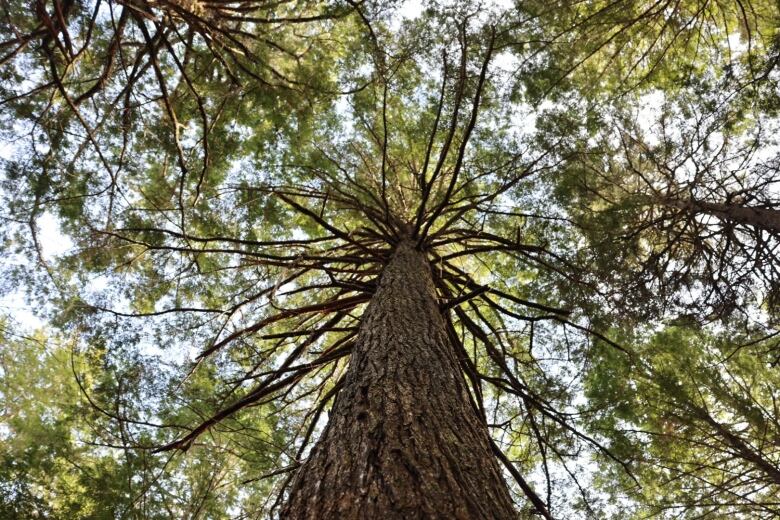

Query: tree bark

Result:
[665,198,780,234]
[281,239,516,519]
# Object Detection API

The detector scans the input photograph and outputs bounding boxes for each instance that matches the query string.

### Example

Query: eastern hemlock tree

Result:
[2,1,780,519]
[554,87,780,321]
[0,317,292,518]
[586,325,780,518]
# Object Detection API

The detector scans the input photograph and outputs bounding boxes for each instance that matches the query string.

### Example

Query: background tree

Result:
[512,0,779,101]
[586,324,780,518]
[0,316,295,518]
[551,85,780,322]
[0,0,374,266]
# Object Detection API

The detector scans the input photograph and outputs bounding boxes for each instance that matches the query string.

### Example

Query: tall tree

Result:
[281,238,517,518]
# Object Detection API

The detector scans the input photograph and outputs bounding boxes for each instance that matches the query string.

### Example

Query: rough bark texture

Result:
[281,239,516,519]
[667,198,780,233]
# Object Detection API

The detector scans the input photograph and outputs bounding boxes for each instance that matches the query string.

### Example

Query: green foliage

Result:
[586,325,780,518]
[0,319,293,518]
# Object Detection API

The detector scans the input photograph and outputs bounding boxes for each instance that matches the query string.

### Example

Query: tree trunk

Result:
[281,239,516,519]
[666,198,780,233]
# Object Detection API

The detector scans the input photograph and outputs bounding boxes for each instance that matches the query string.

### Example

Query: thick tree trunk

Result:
[666,198,780,233]
[281,239,516,519]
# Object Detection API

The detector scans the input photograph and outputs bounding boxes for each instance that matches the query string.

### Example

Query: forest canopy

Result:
[1,0,780,518]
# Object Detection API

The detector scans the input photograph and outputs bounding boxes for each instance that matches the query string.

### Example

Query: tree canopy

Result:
[2,0,780,518]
